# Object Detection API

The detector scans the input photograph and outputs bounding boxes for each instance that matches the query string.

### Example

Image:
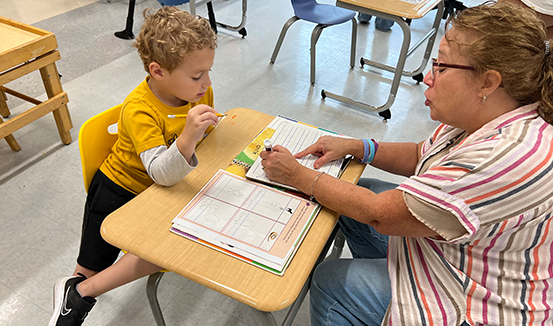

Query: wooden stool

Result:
[0,16,73,151]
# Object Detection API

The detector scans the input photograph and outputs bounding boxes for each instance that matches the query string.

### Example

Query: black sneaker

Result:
[48,273,97,326]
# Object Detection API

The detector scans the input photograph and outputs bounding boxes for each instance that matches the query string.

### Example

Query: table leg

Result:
[115,0,136,40]
[39,63,73,144]
[0,117,21,151]
[250,309,278,326]
[0,89,10,118]
[206,1,218,33]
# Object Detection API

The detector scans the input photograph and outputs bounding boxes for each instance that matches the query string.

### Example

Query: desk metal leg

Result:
[147,272,167,326]
[215,0,247,37]
[247,224,343,326]
[321,2,444,120]
[114,0,136,40]
[206,1,218,33]
[251,310,279,326]
[191,0,248,37]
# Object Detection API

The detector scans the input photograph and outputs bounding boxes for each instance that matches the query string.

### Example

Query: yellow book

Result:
[225,127,276,177]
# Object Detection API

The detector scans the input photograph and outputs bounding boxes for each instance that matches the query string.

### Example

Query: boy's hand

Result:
[176,104,220,163]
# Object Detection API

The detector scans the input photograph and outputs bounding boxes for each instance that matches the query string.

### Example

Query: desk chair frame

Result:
[321,0,444,120]
[144,230,345,326]
[78,104,169,325]
[114,0,247,39]
[148,227,345,326]
[270,2,357,86]
[190,0,247,36]
[145,204,344,323]
[251,227,346,326]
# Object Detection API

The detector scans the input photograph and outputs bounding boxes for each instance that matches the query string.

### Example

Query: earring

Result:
[481,95,487,105]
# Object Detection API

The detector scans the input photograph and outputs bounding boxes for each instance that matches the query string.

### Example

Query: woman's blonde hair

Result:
[446,1,553,123]
[133,6,217,73]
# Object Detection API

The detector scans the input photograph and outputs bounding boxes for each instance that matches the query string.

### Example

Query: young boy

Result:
[49,7,219,326]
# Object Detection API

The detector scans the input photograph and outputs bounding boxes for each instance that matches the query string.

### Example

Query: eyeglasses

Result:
[431,58,475,80]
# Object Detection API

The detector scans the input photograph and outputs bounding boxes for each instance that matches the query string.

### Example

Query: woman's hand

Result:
[260,145,304,186]
[295,136,362,169]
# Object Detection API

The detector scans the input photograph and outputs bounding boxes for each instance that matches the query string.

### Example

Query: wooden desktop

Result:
[101,107,365,323]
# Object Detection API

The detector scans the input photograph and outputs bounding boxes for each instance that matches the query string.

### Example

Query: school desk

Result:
[321,0,444,120]
[0,16,72,151]
[115,0,247,40]
[101,107,365,326]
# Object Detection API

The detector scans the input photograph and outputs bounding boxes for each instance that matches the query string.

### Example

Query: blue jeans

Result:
[358,13,394,32]
[310,178,396,326]
[309,178,472,326]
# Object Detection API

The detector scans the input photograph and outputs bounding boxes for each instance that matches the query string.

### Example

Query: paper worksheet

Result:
[246,116,348,191]
[170,169,321,274]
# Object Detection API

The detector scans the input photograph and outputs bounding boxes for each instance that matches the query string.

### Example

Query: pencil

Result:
[167,113,227,118]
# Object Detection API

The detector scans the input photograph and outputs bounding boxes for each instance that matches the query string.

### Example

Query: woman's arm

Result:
[260,141,436,238]
[371,141,424,177]
[294,136,423,177]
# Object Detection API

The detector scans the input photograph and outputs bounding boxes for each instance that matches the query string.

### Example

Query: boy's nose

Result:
[203,74,212,87]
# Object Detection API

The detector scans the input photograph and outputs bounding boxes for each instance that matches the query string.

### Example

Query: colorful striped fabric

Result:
[391,103,553,325]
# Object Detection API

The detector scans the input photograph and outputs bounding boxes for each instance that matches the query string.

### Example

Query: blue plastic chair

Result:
[270,0,357,85]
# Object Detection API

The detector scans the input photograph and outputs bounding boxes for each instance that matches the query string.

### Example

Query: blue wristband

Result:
[359,139,369,163]
[367,139,376,164]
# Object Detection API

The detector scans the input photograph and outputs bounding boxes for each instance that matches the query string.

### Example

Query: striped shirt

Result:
[388,103,553,325]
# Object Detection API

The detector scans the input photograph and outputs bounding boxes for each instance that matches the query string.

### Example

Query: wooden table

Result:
[0,16,72,151]
[101,107,365,325]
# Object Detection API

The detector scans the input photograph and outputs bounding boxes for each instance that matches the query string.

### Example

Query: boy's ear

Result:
[149,62,164,80]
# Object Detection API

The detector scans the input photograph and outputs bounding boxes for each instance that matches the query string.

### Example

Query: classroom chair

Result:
[270,0,357,85]
[78,104,169,325]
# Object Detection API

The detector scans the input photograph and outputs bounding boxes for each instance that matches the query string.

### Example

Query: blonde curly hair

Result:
[133,6,217,74]
[446,1,553,123]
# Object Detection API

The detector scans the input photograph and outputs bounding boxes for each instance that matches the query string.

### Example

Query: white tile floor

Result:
[0,0,482,325]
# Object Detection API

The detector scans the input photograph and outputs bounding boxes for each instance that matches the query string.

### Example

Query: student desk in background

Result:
[0,16,72,151]
[101,107,365,326]
[321,0,443,120]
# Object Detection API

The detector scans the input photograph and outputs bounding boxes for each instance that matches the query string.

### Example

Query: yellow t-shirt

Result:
[100,77,214,194]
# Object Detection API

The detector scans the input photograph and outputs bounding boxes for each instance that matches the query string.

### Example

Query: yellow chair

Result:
[78,104,168,326]
[79,104,120,192]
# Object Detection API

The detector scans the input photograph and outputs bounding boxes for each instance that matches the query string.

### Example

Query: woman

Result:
[260,2,553,325]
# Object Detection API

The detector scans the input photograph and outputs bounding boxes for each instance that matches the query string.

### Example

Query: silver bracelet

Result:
[310,171,325,201]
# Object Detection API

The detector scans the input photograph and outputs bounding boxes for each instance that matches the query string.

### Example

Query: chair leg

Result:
[350,18,357,69]
[270,16,300,64]
[310,24,327,86]
[147,272,166,326]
